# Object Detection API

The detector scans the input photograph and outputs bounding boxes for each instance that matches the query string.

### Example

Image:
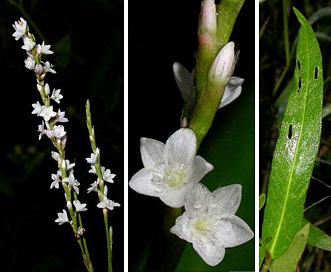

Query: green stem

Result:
[189,0,245,149]
[104,210,113,272]
[216,0,245,48]
[188,84,226,149]
[86,100,113,272]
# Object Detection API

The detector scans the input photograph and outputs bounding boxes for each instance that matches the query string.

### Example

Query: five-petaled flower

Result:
[170,183,254,266]
[55,209,69,225]
[129,128,213,208]
[97,185,121,210]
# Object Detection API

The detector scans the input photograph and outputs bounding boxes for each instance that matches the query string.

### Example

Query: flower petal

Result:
[160,183,195,208]
[163,128,196,165]
[184,183,211,217]
[215,215,254,248]
[192,236,226,266]
[208,184,242,217]
[170,213,193,242]
[128,168,162,197]
[140,137,164,168]
[173,62,193,102]
[189,155,214,184]
[218,76,244,108]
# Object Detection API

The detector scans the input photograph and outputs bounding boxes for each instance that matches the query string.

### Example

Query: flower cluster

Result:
[129,128,254,266]
[13,17,120,271]
[13,17,85,225]
[86,147,120,211]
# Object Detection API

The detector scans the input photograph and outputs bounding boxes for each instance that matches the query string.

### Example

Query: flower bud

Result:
[198,0,217,50]
[208,41,236,85]
[198,0,217,34]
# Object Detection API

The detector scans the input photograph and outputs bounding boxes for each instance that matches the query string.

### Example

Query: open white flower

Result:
[129,128,214,208]
[55,209,69,225]
[173,61,243,109]
[73,200,87,212]
[170,183,254,266]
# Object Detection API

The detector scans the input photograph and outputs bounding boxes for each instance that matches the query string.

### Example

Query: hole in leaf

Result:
[297,76,302,92]
[288,124,293,139]
[297,59,301,71]
[314,67,318,79]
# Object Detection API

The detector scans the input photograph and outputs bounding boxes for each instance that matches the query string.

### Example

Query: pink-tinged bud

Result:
[34,63,43,75]
[198,0,217,35]
[208,41,236,85]
[61,135,67,149]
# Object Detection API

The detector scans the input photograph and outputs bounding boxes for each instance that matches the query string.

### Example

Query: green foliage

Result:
[269,224,309,272]
[262,7,323,259]
[260,1,331,270]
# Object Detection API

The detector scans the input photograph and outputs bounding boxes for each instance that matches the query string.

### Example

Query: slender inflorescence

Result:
[12,17,120,272]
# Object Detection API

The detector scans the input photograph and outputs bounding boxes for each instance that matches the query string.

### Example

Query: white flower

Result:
[12,18,27,40]
[170,183,254,266]
[102,167,116,183]
[97,197,121,210]
[37,41,53,55]
[31,101,43,116]
[55,209,69,225]
[97,185,120,210]
[39,105,57,121]
[89,165,97,174]
[42,61,56,74]
[63,172,80,194]
[50,170,62,189]
[51,151,60,161]
[51,89,63,104]
[129,128,213,208]
[86,148,99,164]
[21,36,35,51]
[87,180,99,193]
[55,109,69,123]
[64,159,75,171]
[173,61,243,109]
[37,121,46,140]
[52,125,66,139]
[73,200,87,212]
[24,56,35,70]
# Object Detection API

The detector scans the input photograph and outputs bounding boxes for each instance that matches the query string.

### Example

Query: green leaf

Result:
[269,224,309,272]
[260,193,266,210]
[261,7,323,259]
[301,218,331,251]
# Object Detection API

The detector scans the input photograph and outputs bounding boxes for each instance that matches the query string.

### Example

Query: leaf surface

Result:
[261,7,323,258]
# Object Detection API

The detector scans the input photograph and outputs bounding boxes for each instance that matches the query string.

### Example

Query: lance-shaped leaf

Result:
[261,7,323,259]
[269,224,309,272]
[301,218,331,251]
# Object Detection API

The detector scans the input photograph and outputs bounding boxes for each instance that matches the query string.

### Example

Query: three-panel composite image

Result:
[1,0,331,271]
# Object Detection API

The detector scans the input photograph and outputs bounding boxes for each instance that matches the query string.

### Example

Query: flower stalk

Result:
[86,99,120,272]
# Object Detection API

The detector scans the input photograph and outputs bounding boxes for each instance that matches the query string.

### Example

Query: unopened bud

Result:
[209,41,236,85]
[198,0,217,34]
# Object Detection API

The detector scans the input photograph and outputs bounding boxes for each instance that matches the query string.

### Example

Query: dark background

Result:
[0,1,123,271]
